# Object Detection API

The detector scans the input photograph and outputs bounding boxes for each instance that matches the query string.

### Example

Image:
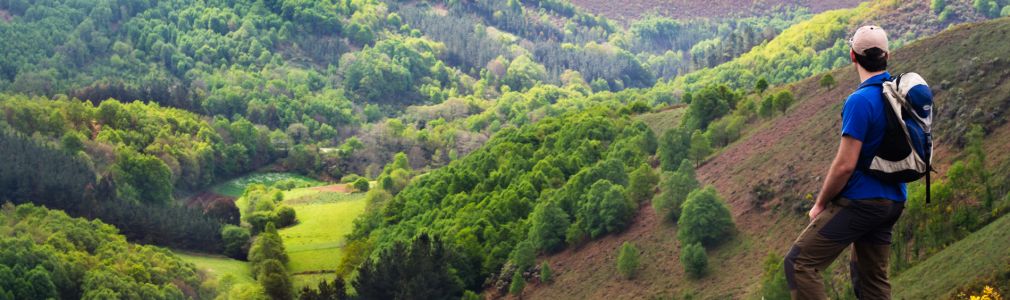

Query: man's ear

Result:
[850,50,857,63]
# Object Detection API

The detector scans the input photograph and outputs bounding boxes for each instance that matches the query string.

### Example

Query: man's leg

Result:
[851,241,890,299]
[784,200,859,300]
[850,200,903,299]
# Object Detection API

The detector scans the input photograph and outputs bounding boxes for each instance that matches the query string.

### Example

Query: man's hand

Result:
[808,202,826,220]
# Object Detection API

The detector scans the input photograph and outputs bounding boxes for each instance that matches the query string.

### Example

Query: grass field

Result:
[211,172,322,197]
[279,187,368,288]
[635,106,686,136]
[892,213,1010,299]
[176,251,254,286]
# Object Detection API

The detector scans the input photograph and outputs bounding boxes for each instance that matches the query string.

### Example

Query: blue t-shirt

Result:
[839,72,907,202]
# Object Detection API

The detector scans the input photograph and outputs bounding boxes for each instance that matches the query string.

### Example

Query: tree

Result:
[353,234,462,299]
[677,187,735,247]
[683,85,734,131]
[298,278,347,300]
[540,262,553,283]
[510,240,536,271]
[755,77,769,94]
[688,130,711,167]
[680,242,708,278]
[627,163,659,204]
[772,90,795,114]
[617,242,640,279]
[758,95,775,119]
[258,259,294,300]
[112,150,174,205]
[221,225,251,259]
[352,177,370,192]
[509,270,525,296]
[653,161,699,222]
[965,125,994,209]
[819,73,836,90]
[578,180,634,238]
[527,200,570,253]
[504,55,547,91]
[249,223,288,276]
[61,131,85,154]
[658,127,690,171]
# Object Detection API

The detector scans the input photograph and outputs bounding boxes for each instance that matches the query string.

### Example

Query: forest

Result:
[2,0,1010,298]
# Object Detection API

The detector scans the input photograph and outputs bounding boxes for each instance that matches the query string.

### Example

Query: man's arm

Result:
[809,136,862,219]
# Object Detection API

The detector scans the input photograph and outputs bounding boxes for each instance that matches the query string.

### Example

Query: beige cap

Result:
[849,26,889,56]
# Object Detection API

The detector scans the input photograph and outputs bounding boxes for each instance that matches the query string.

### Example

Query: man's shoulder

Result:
[845,90,875,108]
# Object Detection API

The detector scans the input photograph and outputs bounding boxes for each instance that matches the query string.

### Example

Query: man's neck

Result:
[858,69,887,83]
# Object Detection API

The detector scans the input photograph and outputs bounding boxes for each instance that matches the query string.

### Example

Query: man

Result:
[783,26,906,300]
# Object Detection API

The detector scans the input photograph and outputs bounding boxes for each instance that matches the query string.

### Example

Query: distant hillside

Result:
[525,17,1010,300]
[569,0,865,21]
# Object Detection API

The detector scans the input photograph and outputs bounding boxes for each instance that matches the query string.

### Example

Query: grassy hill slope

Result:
[891,212,1010,299]
[526,17,1010,300]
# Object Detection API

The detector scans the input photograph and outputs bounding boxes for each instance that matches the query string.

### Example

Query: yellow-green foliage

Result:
[672,7,858,91]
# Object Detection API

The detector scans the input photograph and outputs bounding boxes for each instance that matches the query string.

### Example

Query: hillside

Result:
[525,17,1010,300]
[570,0,864,21]
[891,212,1010,299]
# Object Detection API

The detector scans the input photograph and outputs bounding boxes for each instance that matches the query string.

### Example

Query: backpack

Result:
[866,73,935,202]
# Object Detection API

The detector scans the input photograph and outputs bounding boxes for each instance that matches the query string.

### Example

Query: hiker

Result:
[783,26,911,300]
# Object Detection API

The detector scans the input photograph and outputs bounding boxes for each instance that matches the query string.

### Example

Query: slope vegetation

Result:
[891,212,1010,299]
[527,17,1010,300]
[569,0,864,21]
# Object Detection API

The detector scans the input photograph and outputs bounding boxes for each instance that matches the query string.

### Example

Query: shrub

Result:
[221,225,251,259]
[678,186,735,247]
[274,206,297,227]
[461,290,481,300]
[353,177,370,192]
[540,262,553,283]
[617,242,640,279]
[760,253,790,300]
[509,270,525,296]
[772,90,794,114]
[819,73,836,90]
[680,242,708,279]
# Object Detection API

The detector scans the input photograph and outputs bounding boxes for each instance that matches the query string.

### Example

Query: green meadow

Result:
[175,251,255,286]
[212,172,323,197]
[279,187,368,288]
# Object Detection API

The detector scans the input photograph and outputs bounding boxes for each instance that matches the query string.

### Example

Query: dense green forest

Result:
[2,0,1010,298]
[0,203,206,299]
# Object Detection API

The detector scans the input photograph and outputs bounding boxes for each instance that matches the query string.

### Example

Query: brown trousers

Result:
[784,198,904,300]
